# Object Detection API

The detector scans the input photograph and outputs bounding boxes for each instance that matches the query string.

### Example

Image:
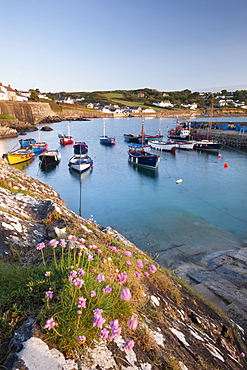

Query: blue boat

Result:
[30,142,48,154]
[73,141,88,154]
[100,121,116,145]
[19,138,36,148]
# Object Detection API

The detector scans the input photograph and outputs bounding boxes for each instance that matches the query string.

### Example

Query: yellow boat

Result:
[2,148,35,165]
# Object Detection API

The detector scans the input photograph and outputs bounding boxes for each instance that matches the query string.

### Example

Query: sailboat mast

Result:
[103,120,106,137]
[141,120,145,147]
[208,96,214,139]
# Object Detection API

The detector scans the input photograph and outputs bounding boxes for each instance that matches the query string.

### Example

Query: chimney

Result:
[0,82,2,86]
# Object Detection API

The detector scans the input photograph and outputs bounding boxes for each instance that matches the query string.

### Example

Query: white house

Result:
[142,107,156,113]
[57,97,74,104]
[16,93,28,102]
[181,103,197,110]
[0,82,18,101]
[153,101,174,108]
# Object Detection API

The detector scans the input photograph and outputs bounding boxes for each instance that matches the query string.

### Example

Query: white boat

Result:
[148,140,177,152]
[128,143,151,152]
[175,141,194,150]
[68,154,93,173]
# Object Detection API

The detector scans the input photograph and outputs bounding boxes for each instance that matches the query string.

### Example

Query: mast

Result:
[141,120,145,147]
[208,96,214,139]
[103,120,106,137]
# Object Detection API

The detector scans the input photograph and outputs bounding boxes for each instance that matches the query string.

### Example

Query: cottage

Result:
[153,101,174,108]
[0,82,17,101]
[57,97,74,104]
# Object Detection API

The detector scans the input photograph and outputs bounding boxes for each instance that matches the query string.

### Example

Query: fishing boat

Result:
[175,141,195,150]
[124,133,144,143]
[167,122,191,141]
[128,143,151,152]
[73,142,88,154]
[100,121,116,145]
[30,141,48,153]
[68,154,93,173]
[128,121,160,169]
[148,140,177,152]
[2,148,35,165]
[59,122,74,145]
[39,150,61,166]
[19,138,36,148]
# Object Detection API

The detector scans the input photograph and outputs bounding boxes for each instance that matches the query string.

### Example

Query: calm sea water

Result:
[1,117,247,268]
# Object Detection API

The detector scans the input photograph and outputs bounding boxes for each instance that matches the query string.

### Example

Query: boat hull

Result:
[39,150,61,166]
[148,140,176,152]
[19,138,36,148]
[100,136,116,145]
[68,154,93,173]
[128,150,160,169]
[73,142,88,154]
[31,142,48,153]
[193,140,221,152]
[59,136,74,145]
[2,149,35,165]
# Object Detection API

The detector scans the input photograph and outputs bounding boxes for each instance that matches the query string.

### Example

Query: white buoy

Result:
[176,179,183,184]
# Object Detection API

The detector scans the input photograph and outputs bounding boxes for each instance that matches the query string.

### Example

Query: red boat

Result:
[58,122,74,145]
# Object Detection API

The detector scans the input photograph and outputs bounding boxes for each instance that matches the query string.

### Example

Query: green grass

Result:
[100,92,125,99]
[0,114,15,120]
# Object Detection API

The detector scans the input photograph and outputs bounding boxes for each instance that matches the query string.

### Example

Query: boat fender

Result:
[176,179,183,184]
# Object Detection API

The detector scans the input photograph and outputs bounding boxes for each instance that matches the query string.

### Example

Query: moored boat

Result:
[2,148,35,165]
[148,140,177,152]
[59,122,74,145]
[39,150,61,166]
[128,150,160,169]
[30,142,48,153]
[68,154,93,173]
[19,138,36,148]
[175,141,194,150]
[73,142,88,154]
[192,140,222,152]
[100,121,116,145]
[128,143,151,152]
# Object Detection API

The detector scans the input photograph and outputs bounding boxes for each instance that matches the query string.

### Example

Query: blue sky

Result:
[1,0,247,93]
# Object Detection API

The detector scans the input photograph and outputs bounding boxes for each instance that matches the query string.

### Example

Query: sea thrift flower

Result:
[89,244,97,250]
[45,271,51,277]
[100,328,109,340]
[68,235,77,241]
[45,290,53,299]
[90,290,96,297]
[78,335,86,343]
[126,260,132,266]
[144,271,149,277]
[120,288,132,302]
[93,312,106,329]
[150,264,157,273]
[103,285,112,293]
[44,317,56,330]
[78,296,87,308]
[48,239,59,248]
[127,315,138,330]
[116,272,128,283]
[124,251,132,257]
[241,352,246,357]
[88,255,94,261]
[68,276,73,283]
[97,274,105,283]
[59,239,66,248]
[102,258,107,264]
[36,242,45,250]
[97,249,103,254]
[93,308,103,315]
[135,272,141,278]
[73,278,84,288]
[78,238,85,243]
[70,270,78,278]
[137,259,144,269]
[110,246,118,253]
[124,339,135,350]
[78,268,85,276]
[109,319,122,339]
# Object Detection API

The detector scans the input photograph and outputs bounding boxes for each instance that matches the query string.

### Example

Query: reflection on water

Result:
[128,161,159,178]
[39,162,60,174]
[13,158,35,171]
[69,167,93,181]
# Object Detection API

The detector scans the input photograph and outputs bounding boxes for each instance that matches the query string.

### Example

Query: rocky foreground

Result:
[0,159,247,370]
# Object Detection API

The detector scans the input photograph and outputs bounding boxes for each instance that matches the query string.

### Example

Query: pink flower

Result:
[48,239,59,248]
[68,276,73,283]
[44,317,56,330]
[103,285,112,293]
[90,290,96,297]
[59,239,66,248]
[144,271,149,277]
[45,290,53,299]
[36,242,45,250]
[136,259,144,269]
[109,319,122,339]
[78,335,86,343]
[241,352,246,357]
[73,278,84,288]
[127,315,138,330]
[93,308,103,315]
[124,338,135,350]
[124,251,132,257]
[120,288,132,302]
[93,312,106,329]
[78,268,85,276]
[135,272,141,278]
[97,249,103,254]
[97,274,105,283]
[100,328,109,340]
[110,246,118,253]
[88,255,94,261]
[102,258,107,264]
[89,244,97,250]
[68,235,77,241]
[45,271,51,276]
[150,264,157,273]
[78,297,87,308]
[116,272,128,283]
[126,260,132,266]
[78,238,85,243]
[70,270,77,278]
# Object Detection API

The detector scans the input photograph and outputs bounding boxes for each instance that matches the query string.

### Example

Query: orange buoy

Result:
[218,154,222,158]
[224,162,228,168]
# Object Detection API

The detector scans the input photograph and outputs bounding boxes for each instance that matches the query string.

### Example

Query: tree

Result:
[30,90,39,101]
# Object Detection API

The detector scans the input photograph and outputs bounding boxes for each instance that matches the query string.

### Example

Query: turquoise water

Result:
[1,117,247,268]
